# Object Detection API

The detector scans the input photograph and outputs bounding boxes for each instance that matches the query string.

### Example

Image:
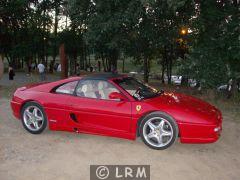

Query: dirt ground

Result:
[0,97,240,180]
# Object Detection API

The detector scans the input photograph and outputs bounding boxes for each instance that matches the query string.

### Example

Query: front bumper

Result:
[10,100,21,119]
[179,122,222,144]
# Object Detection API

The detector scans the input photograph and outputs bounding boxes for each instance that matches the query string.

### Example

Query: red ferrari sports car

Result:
[11,73,222,150]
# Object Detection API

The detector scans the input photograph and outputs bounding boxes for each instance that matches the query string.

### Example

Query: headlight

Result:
[214,127,221,132]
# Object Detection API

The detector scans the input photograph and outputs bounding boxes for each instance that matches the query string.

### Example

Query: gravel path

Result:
[0,72,59,87]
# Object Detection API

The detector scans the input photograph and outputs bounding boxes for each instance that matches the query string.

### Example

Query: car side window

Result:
[55,81,78,95]
[75,80,120,100]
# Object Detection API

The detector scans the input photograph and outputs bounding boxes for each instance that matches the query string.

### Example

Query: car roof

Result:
[81,73,127,80]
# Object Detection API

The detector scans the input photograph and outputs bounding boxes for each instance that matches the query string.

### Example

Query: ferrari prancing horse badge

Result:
[136,105,141,112]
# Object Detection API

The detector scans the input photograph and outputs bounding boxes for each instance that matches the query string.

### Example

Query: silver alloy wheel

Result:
[23,106,44,131]
[143,117,174,148]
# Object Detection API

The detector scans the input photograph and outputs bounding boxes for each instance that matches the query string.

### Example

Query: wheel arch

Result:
[136,110,180,137]
[20,99,44,114]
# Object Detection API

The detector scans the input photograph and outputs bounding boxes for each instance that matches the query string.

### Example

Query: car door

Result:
[66,79,132,135]
[44,80,79,130]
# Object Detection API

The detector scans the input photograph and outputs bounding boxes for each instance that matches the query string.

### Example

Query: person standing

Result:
[57,64,61,72]
[8,65,15,80]
[37,62,45,81]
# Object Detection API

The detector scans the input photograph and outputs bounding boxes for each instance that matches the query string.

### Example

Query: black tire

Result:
[139,111,178,150]
[21,102,47,134]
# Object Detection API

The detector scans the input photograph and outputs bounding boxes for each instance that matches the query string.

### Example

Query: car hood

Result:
[144,92,221,125]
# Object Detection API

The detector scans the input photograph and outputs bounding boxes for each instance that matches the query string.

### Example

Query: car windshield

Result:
[114,77,162,100]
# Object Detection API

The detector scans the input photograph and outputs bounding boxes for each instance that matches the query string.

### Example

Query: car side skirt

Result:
[49,125,136,140]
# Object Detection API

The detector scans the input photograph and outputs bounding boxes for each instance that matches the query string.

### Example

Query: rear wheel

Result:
[21,102,47,134]
[139,112,178,150]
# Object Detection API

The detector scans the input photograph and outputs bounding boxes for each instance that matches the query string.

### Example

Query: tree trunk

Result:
[43,6,47,66]
[21,58,24,69]
[106,58,111,72]
[166,45,173,85]
[0,54,4,79]
[80,53,84,70]
[122,56,125,73]
[168,56,172,85]
[73,49,77,74]
[51,0,59,73]
[45,42,48,70]
[84,44,87,69]
[108,49,118,72]
[161,59,166,84]
[101,52,106,72]
[34,54,37,70]
[59,44,68,79]
[88,48,91,67]
[143,55,149,83]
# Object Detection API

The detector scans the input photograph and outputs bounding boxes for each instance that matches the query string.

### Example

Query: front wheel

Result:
[21,102,47,134]
[139,112,178,150]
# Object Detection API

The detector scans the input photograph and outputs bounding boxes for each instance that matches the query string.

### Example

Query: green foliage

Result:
[0,0,239,88]
[58,29,82,55]
[0,0,55,64]
[180,53,229,88]
[180,1,240,87]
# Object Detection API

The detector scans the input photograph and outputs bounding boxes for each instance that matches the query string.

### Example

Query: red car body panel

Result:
[11,75,222,143]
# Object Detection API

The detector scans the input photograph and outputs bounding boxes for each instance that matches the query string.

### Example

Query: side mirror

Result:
[109,92,126,101]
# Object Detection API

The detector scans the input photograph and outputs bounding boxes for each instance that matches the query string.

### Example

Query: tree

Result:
[0,0,53,69]
[50,0,63,72]
[180,0,240,90]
